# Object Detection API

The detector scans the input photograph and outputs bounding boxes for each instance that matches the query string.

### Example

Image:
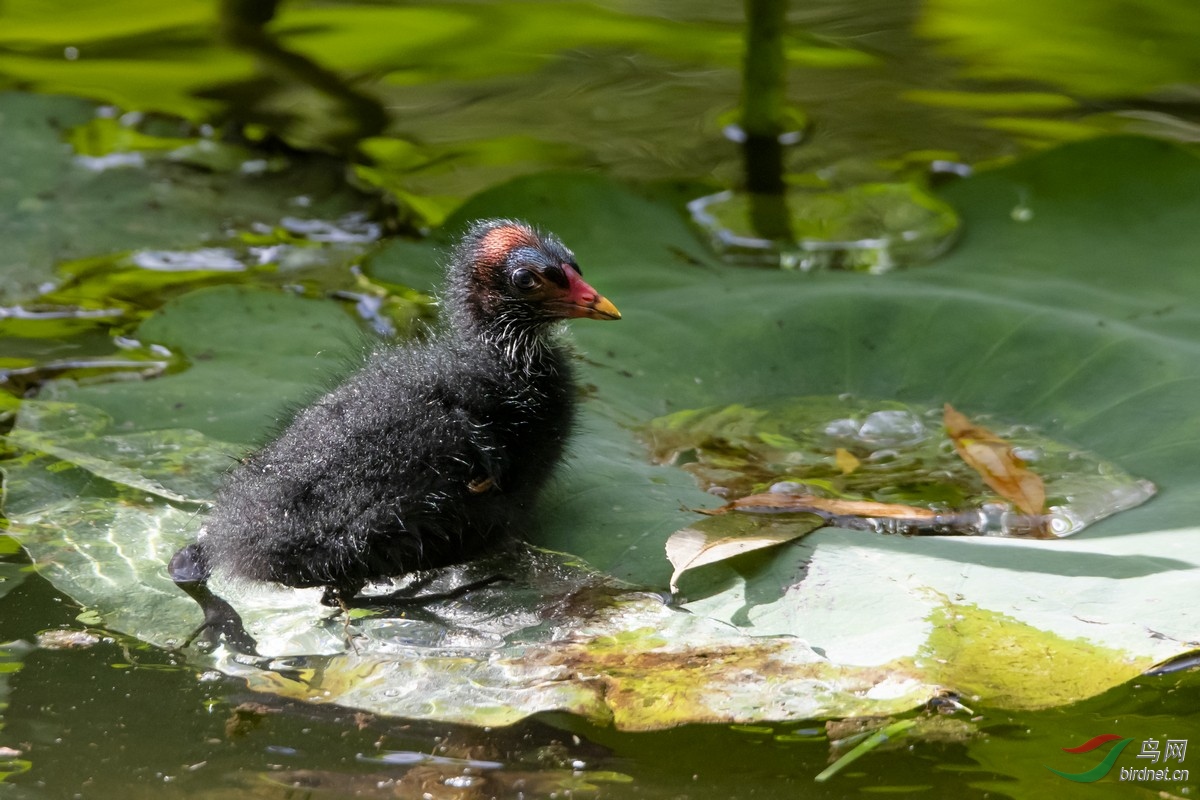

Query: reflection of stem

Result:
[217,0,388,151]
[742,0,787,149]
[746,180,792,242]
[741,0,792,240]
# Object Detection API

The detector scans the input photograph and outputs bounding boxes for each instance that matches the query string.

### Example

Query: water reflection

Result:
[3,0,1197,236]
[215,0,388,152]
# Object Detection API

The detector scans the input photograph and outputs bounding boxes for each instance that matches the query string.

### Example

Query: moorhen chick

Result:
[170,219,620,622]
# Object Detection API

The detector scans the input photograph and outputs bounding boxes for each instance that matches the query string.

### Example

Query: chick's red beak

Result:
[553,267,621,320]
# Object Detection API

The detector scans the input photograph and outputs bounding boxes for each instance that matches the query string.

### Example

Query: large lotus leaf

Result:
[3,136,1200,728]
[0,290,927,728]
[37,284,367,444]
[384,137,1200,693]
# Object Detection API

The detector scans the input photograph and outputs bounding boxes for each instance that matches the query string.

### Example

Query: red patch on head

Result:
[475,224,539,268]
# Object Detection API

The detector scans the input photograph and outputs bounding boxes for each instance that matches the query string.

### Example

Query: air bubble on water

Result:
[1046,510,1084,537]
[1012,446,1041,462]
[132,248,244,272]
[74,152,145,172]
[281,212,381,243]
[976,503,1009,535]
[858,410,926,444]
[823,418,861,439]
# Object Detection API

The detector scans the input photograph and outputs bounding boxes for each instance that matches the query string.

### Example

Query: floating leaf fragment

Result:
[36,629,102,650]
[834,447,861,474]
[943,403,1046,514]
[666,513,824,594]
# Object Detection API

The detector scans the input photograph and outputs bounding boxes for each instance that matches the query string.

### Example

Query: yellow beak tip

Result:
[592,296,621,320]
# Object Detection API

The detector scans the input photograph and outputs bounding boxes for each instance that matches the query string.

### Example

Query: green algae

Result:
[920,602,1153,709]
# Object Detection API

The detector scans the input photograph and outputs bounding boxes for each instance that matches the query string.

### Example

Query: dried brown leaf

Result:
[943,404,1046,514]
[728,493,937,519]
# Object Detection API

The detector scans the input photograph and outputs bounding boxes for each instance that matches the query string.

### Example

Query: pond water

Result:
[2,0,1199,798]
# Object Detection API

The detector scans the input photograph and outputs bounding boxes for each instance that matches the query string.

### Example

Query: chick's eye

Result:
[511,268,538,291]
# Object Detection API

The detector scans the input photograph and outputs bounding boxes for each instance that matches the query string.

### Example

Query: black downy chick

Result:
[170,219,620,620]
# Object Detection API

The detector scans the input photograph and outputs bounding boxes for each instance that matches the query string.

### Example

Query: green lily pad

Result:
[0,92,366,302]
[38,284,367,443]
[0,92,402,398]
[3,136,1199,728]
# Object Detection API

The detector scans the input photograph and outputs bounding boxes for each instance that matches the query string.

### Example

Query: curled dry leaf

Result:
[943,404,1046,515]
[666,513,824,594]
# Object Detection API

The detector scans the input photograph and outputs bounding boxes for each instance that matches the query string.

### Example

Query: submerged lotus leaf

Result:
[3,136,1200,727]
[5,400,230,504]
[644,396,1155,538]
[1,447,204,640]
[205,582,936,730]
